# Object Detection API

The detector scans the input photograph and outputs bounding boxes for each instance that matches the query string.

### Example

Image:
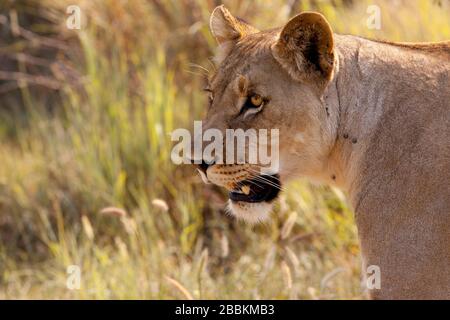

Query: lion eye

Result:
[240,93,266,119]
[250,94,263,107]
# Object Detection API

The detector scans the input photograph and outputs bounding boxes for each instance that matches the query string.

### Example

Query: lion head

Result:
[194,6,338,223]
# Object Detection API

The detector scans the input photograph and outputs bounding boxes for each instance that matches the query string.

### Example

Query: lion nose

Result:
[197,159,216,173]
[195,160,214,184]
[185,152,212,168]
[198,160,211,172]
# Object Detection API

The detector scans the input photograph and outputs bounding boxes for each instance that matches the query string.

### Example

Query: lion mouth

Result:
[229,174,281,203]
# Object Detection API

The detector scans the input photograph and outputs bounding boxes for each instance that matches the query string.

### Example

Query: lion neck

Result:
[320,33,448,210]
[321,35,408,206]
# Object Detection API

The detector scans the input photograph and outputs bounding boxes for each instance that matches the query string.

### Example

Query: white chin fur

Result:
[227,200,273,224]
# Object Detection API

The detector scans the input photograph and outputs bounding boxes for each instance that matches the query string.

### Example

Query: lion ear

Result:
[272,12,335,87]
[210,5,259,63]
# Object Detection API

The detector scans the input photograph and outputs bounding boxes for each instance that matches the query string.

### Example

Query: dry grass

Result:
[0,0,448,299]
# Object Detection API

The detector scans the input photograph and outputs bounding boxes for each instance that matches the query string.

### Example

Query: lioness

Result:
[194,5,450,299]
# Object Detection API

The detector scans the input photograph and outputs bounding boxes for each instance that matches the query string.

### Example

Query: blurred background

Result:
[0,0,448,299]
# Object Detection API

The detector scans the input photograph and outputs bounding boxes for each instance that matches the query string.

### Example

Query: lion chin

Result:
[227,200,273,224]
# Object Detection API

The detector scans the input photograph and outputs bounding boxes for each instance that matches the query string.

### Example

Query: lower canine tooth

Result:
[241,185,250,195]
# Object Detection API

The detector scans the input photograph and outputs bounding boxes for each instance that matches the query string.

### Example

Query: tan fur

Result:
[199,6,450,299]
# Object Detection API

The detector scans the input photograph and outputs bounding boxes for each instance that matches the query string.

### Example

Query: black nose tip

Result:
[198,160,213,173]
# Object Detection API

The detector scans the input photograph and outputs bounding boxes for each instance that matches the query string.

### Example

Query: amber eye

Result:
[250,94,263,107]
[240,93,266,118]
